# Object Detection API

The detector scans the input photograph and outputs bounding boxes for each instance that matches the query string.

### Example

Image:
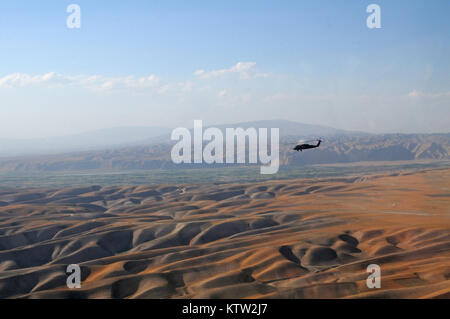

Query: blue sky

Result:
[0,0,449,138]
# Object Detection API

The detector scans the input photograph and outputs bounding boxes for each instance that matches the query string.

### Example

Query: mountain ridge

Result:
[0,131,448,173]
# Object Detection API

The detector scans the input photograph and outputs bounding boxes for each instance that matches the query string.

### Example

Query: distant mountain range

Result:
[135,120,368,146]
[0,120,448,172]
[0,120,368,157]
[0,126,172,157]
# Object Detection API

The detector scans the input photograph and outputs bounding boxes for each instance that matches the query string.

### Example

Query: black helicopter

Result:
[293,139,322,152]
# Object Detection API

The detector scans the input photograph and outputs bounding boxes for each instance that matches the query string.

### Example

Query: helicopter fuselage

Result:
[293,140,321,152]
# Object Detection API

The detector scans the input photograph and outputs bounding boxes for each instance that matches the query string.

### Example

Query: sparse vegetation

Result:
[1,160,448,189]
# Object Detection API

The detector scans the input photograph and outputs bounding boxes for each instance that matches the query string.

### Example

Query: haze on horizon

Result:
[0,0,449,139]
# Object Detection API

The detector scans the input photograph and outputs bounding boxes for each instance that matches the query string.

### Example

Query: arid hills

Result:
[0,132,448,173]
[0,168,448,298]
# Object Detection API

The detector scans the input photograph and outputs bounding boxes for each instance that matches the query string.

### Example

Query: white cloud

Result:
[179,81,194,93]
[254,73,269,79]
[157,84,170,94]
[0,72,58,88]
[0,62,270,98]
[194,70,205,77]
[408,90,422,98]
[0,61,269,93]
[218,89,227,98]
[0,72,160,91]
[194,62,266,80]
[408,90,450,98]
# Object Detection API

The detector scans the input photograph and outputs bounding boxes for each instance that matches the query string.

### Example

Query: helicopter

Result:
[293,139,322,152]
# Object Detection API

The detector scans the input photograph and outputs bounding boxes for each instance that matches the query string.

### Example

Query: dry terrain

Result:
[0,132,448,172]
[0,168,449,299]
